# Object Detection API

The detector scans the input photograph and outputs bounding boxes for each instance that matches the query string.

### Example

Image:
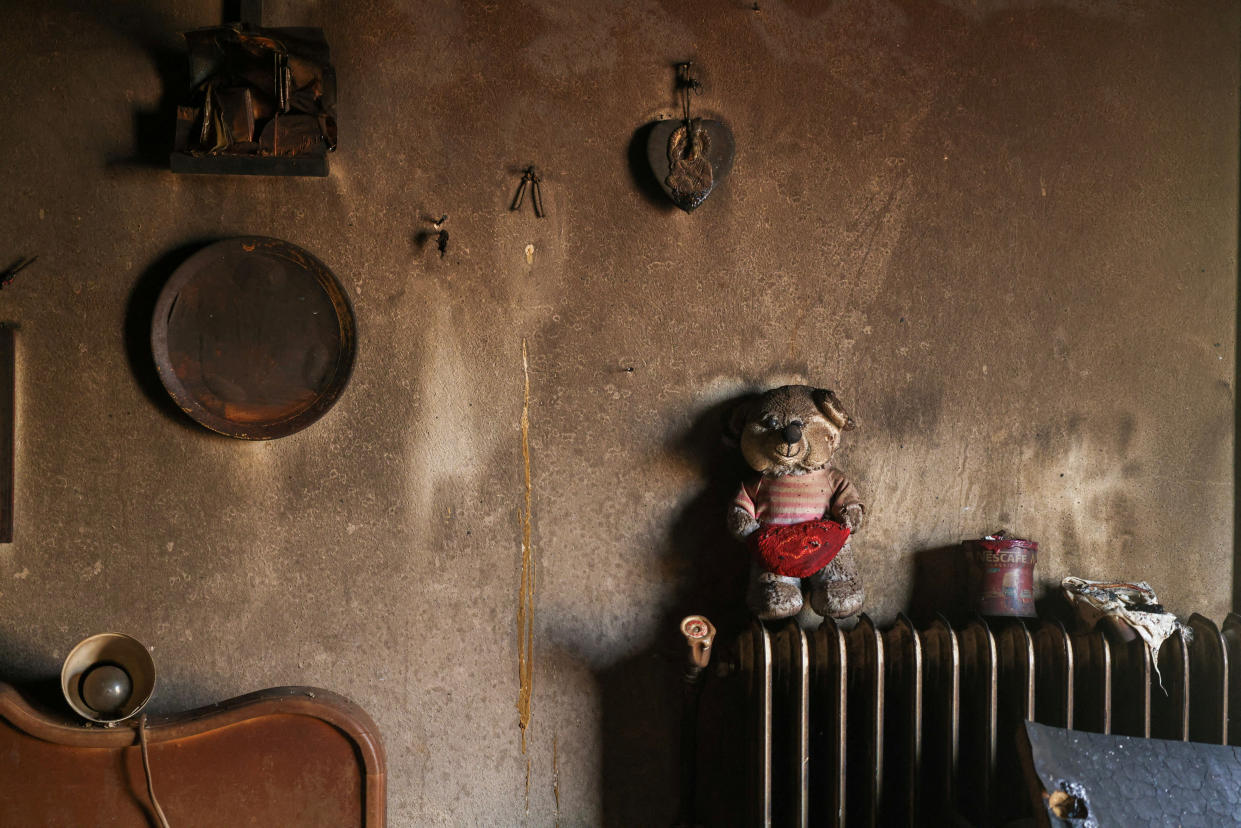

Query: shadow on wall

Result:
[595,393,755,827]
[61,0,190,169]
[907,544,969,627]
[0,632,70,721]
[626,122,681,213]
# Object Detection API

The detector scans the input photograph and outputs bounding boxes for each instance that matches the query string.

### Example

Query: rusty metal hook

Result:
[530,171,545,219]
[510,172,529,211]
[511,167,546,218]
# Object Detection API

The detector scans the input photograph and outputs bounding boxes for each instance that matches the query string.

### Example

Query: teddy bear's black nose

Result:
[782,422,803,444]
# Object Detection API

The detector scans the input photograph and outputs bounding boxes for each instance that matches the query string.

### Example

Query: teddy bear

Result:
[726,385,866,620]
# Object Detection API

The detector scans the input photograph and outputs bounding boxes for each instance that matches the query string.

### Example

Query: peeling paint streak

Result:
[553,733,560,827]
[524,757,531,817]
[517,339,535,755]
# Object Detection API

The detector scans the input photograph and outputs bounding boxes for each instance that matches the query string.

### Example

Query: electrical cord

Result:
[138,714,172,828]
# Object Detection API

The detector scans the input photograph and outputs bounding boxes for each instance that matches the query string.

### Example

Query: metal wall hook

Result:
[675,61,704,125]
[510,166,546,218]
[416,215,449,258]
[0,256,36,290]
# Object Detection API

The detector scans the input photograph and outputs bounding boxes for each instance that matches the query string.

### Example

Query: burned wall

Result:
[0,0,1236,824]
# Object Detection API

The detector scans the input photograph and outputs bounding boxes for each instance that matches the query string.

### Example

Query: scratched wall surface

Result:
[0,0,1236,824]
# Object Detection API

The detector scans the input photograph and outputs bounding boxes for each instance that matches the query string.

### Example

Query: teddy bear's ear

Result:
[722,395,758,446]
[813,388,856,431]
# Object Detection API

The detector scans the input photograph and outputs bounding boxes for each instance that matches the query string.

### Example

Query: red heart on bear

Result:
[750,519,851,578]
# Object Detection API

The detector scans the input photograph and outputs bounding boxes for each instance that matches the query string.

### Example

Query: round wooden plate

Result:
[151,237,356,439]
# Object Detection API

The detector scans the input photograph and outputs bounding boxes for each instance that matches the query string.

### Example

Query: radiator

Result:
[720,611,1240,827]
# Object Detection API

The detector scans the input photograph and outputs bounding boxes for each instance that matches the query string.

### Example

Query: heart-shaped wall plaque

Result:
[646,117,735,212]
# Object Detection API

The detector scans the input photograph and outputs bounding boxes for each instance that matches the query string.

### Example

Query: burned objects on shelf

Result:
[646,62,734,212]
[172,22,337,177]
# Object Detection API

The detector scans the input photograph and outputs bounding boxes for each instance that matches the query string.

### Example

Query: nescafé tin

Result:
[968,534,1038,617]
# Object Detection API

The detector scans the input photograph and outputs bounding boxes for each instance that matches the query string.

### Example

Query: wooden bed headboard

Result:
[0,682,386,827]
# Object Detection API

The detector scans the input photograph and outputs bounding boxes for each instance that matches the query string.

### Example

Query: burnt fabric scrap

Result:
[175,25,337,159]
[1062,577,1188,661]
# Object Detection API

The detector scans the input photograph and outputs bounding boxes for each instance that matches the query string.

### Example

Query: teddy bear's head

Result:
[727,385,855,476]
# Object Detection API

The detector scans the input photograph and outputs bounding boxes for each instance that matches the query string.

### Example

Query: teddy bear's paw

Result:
[809,582,865,619]
[749,576,804,620]
[727,506,760,539]
[840,503,865,533]
[808,549,865,618]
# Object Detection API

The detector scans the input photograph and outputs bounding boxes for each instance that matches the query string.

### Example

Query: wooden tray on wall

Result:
[0,683,385,826]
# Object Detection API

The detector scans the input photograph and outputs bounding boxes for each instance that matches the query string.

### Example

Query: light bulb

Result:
[80,664,133,715]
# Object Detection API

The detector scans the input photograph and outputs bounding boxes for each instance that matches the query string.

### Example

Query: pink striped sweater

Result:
[733,467,863,527]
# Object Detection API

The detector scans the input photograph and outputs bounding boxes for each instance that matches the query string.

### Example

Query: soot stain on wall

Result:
[0,0,1234,824]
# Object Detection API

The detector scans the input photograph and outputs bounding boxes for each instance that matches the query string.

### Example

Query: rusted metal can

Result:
[968,533,1038,617]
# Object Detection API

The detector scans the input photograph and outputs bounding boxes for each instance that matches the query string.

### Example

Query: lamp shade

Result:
[60,633,156,723]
